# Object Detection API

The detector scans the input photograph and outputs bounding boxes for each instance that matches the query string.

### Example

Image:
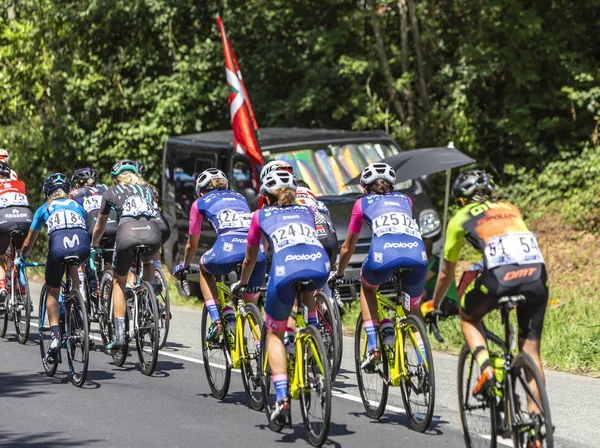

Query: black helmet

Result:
[0,162,11,178]
[71,167,99,186]
[452,170,494,200]
[43,173,71,198]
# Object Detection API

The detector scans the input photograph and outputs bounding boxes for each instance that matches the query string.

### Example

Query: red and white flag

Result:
[216,14,263,185]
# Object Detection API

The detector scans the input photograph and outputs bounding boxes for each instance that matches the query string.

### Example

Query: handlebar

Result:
[424,310,446,343]
[329,277,361,308]
[176,268,200,296]
[18,261,46,287]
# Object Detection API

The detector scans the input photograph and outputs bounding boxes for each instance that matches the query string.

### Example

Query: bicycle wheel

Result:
[38,285,58,377]
[14,269,32,344]
[354,314,388,419]
[259,322,286,433]
[510,352,553,448]
[0,289,8,338]
[458,344,497,448]
[331,297,344,380]
[154,267,171,349]
[299,325,332,447]
[314,291,340,382]
[240,302,265,411]
[65,290,89,387]
[135,281,160,376]
[99,272,128,366]
[399,314,435,432]
[201,304,231,398]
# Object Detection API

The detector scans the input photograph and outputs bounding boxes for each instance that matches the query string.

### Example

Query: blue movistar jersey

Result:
[31,198,87,234]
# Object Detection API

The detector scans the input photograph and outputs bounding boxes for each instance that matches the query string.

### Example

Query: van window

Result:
[231,159,253,193]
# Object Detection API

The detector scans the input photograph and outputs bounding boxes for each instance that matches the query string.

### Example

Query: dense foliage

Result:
[2,0,599,209]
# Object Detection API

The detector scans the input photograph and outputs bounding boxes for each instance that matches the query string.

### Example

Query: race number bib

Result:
[47,210,85,233]
[217,209,252,230]
[0,192,28,208]
[484,232,544,269]
[82,195,102,213]
[270,222,320,253]
[372,212,421,239]
[121,196,155,218]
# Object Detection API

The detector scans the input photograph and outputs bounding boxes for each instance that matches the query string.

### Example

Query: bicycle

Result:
[313,289,342,381]
[0,230,33,343]
[153,263,171,349]
[98,245,160,376]
[260,279,332,447]
[457,294,554,448]
[37,256,90,387]
[82,237,114,324]
[334,269,435,432]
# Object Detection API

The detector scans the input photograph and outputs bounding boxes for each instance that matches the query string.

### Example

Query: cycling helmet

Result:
[359,162,396,188]
[110,159,139,178]
[43,173,71,198]
[452,170,494,200]
[0,149,9,163]
[133,160,145,175]
[260,170,297,196]
[71,167,99,186]
[260,160,294,184]
[195,168,228,196]
[0,162,11,178]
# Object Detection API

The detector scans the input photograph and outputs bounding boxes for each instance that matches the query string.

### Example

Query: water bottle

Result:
[284,330,296,356]
[222,306,236,333]
[380,319,396,350]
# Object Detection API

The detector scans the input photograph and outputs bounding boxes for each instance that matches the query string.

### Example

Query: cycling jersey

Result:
[31,198,87,235]
[0,179,32,252]
[248,204,328,331]
[296,186,338,263]
[189,190,266,288]
[348,192,427,305]
[70,184,118,241]
[99,184,157,221]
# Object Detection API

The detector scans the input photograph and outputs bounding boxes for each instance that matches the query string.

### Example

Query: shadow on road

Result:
[0,371,52,399]
[0,428,102,446]
[161,341,191,352]
[348,410,448,436]
[256,420,353,447]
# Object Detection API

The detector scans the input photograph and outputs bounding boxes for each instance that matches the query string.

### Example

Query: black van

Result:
[162,128,442,297]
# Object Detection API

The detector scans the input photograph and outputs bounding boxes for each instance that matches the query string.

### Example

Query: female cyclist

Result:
[233,170,329,420]
[91,160,161,350]
[173,168,266,339]
[18,174,89,362]
[333,162,428,370]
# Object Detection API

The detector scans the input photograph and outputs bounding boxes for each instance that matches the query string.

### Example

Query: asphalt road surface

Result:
[0,282,597,447]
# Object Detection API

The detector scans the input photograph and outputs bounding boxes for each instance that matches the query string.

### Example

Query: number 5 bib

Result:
[484,232,544,269]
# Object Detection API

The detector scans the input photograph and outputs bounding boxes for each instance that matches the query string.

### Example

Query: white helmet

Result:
[260,160,293,183]
[0,149,9,163]
[360,162,396,188]
[195,168,228,196]
[260,170,296,196]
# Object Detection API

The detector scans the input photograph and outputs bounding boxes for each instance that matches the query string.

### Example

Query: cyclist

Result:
[18,174,89,362]
[173,168,266,339]
[0,149,18,180]
[332,162,427,370]
[232,170,329,421]
[0,162,33,305]
[91,160,161,350]
[422,170,548,400]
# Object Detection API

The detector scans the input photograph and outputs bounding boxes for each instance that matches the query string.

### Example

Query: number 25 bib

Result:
[372,212,422,239]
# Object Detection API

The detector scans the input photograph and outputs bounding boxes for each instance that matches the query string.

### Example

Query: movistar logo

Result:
[63,234,80,249]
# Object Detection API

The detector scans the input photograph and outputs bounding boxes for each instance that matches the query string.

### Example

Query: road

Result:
[0,282,596,447]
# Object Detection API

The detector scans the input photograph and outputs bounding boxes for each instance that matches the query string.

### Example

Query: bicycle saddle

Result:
[497,294,526,310]
[292,279,317,292]
[9,229,25,238]
[134,245,152,254]
[63,256,81,267]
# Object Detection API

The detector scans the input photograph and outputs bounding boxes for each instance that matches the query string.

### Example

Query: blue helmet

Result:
[43,173,71,198]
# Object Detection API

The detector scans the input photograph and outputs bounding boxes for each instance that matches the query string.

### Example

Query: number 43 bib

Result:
[484,232,544,269]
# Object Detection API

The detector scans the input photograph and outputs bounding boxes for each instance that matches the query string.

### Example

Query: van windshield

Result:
[265,141,412,197]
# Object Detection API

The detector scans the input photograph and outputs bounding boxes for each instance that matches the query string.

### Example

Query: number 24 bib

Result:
[270,222,320,253]
[484,232,544,269]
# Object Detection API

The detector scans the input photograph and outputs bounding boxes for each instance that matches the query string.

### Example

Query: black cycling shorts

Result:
[155,210,171,244]
[461,263,548,341]
[86,208,118,240]
[0,207,33,253]
[112,217,161,277]
[46,229,90,288]
[315,212,338,265]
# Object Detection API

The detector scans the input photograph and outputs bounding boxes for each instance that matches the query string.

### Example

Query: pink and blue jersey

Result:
[349,192,427,305]
[248,204,329,331]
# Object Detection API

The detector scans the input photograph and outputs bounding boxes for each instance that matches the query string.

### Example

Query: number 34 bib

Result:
[484,232,544,269]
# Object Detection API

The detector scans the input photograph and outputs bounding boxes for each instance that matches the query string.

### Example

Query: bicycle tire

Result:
[240,302,265,411]
[458,344,497,448]
[259,322,286,433]
[299,325,332,447]
[354,314,388,419]
[14,268,32,344]
[332,297,344,381]
[65,290,89,387]
[38,285,58,377]
[135,281,160,376]
[154,267,171,349]
[201,304,231,398]
[510,352,553,448]
[399,314,436,432]
[314,291,340,382]
[99,272,128,366]
[0,291,8,338]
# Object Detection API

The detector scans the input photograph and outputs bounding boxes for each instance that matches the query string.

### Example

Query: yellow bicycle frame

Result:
[360,291,429,387]
[215,281,261,370]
